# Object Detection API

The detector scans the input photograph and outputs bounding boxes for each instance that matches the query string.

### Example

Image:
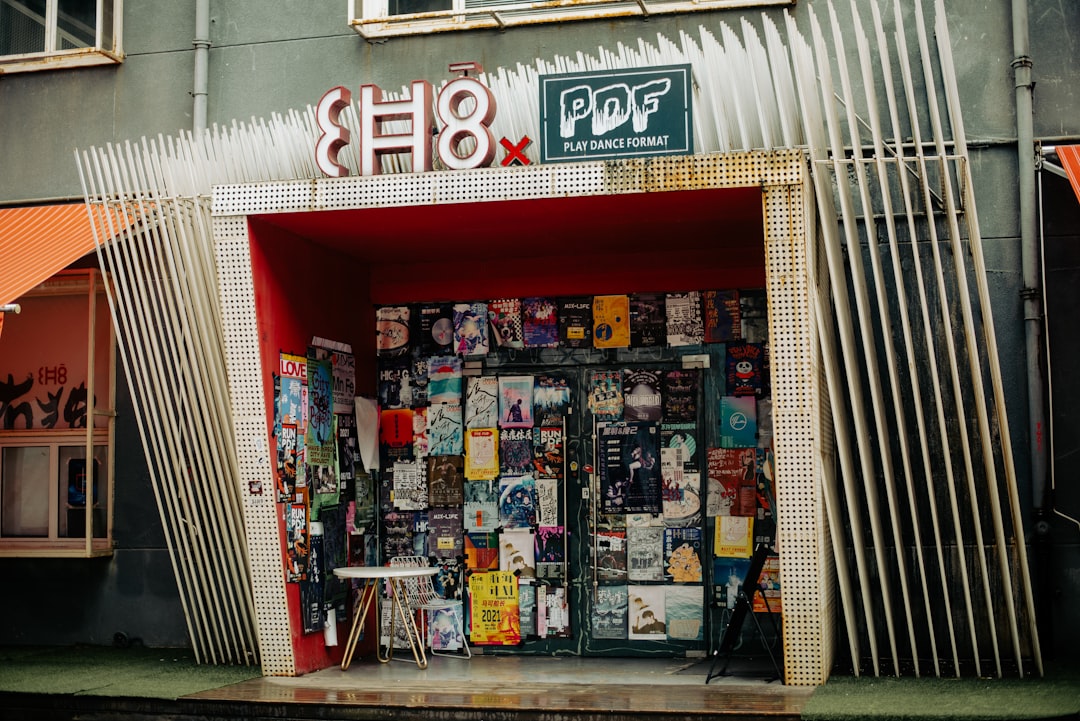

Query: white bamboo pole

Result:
[933,1,1041,676]
[809,3,902,674]
[914,0,1020,677]
[81,149,212,662]
[142,138,257,661]
[869,0,959,675]
[893,2,985,676]
[831,0,921,674]
[786,9,881,675]
[105,141,230,663]
[78,152,203,659]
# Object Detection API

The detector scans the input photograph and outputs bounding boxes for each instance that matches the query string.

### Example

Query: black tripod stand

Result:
[705,542,782,684]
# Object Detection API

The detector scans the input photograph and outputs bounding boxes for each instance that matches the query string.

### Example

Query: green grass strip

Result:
[0,645,260,700]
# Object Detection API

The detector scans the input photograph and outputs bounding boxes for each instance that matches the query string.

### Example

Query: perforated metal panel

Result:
[214,152,805,215]
[213,215,296,677]
[212,150,829,685]
[763,176,833,686]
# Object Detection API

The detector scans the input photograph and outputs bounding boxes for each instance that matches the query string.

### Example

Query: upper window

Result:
[350,0,793,39]
[0,270,115,557]
[0,0,123,74]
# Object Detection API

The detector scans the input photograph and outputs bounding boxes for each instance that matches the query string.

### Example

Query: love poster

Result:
[468,571,520,645]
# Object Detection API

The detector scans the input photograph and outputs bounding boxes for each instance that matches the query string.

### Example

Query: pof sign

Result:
[315,67,499,178]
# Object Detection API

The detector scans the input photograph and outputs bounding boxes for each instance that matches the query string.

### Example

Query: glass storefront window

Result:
[58,445,108,539]
[1,446,50,537]
[0,270,115,556]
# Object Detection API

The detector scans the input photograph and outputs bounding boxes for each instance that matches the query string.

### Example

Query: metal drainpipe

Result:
[1013,0,1052,648]
[193,0,211,135]
[1012,0,1045,516]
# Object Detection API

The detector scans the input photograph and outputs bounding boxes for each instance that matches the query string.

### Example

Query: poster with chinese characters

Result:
[468,571,521,645]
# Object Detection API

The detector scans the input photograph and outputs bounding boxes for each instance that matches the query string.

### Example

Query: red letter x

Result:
[499,136,532,166]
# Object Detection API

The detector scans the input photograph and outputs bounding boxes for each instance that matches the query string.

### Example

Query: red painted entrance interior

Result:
[246,185,766,674]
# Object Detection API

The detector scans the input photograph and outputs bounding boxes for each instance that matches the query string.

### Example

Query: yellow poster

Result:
[468,571,520,645]
[464,428,499,480]
[714,515,754,558]
[592,295,630,348]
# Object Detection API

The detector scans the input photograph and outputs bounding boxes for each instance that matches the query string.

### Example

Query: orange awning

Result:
[0,203,103,308]
[1058,145,1080,206]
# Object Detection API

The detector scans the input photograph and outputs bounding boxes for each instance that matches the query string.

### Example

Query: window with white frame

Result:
[0,270,115,557]
[0,0,123,74]
[350,0,793,39]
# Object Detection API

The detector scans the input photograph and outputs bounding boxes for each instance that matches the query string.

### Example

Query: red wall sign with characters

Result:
[315,62,526,177]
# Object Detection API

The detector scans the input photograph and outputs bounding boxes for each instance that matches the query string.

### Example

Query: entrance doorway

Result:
[219,150,823,681]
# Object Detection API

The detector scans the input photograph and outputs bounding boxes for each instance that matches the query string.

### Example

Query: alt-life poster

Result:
[558,296,593,349]
[627,525,664,582]
[726,342,765,397]
[499,427,534,476]
[592,584,628,640]
[598,421,662,515]
[427,356,463,404]
[533,426,564,479]
[427,454,464,506]
[499,475,537,528]
[306,355,334,467]
[663,368,700,422]
[719,395,757,448]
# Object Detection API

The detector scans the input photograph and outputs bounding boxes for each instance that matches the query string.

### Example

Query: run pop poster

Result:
[469,571,521,645]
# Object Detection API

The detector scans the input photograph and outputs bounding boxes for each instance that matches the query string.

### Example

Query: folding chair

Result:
[388,556,471,658]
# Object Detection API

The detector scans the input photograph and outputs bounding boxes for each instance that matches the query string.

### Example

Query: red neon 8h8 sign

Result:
[315,65,497,178]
